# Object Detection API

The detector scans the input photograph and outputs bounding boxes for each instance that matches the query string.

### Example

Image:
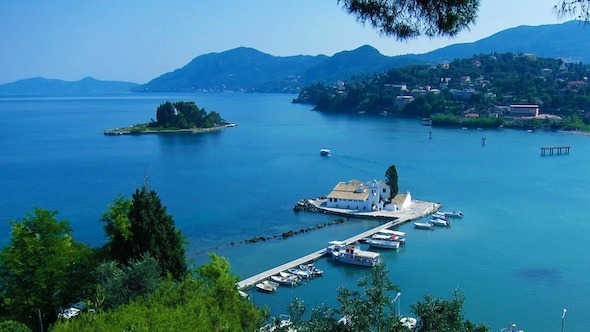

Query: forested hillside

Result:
[294,52,590,130]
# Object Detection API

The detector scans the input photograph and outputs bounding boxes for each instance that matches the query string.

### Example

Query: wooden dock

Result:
[541,146,570,156]
[236,200,439,290]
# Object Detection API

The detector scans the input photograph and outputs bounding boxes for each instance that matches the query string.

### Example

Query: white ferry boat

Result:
[327,241,380,267]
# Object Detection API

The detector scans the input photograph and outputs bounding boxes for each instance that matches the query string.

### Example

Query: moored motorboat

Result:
[376,229,406,243]
[255,280,279,293]
[279,271,301,282]
[300,263,323,276]
[288,268,312,279]
[429,218,450,227]
[271,274,297,286]
[442,211,464,218]
[414,221,434,229]
[367,237,401,249]
[434,211,447,220]
[327,241,380,267]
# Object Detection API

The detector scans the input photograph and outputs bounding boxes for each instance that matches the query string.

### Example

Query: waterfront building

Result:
[509,104,539,118]
[326,179,389,211]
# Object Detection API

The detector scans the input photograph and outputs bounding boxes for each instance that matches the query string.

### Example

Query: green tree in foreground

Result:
[0,208,93,331]
[286,263,406,331]
[284,263,489,332]
[100,195,132,264]
[93,254,163,310]
[412,290,489,332]
[127,186,187,281]
[338,0,589,41]
[385,164,399,201]
[338,0,480,39]
[50,254,264,332]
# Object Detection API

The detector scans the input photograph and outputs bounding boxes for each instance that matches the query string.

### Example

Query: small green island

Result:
[104,100,235,135]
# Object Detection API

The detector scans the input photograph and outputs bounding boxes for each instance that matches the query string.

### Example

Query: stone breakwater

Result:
[194,216,349,254]
[293,198,327,213]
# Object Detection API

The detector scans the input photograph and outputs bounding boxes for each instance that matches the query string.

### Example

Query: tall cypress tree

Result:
[385,164,399,201]
[127,186,187,280]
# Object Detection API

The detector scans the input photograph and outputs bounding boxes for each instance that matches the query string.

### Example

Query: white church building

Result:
[325,179,412,212]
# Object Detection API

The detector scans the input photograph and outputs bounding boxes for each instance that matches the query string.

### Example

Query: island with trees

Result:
[104,100,235,135]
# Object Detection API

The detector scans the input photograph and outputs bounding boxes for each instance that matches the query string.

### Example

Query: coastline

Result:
[104,123,237,135]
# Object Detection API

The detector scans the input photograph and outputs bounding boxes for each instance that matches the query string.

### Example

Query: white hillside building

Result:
[326,179,390,211]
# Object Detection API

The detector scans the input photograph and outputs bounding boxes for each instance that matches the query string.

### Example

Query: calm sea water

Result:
[1,93,588,331]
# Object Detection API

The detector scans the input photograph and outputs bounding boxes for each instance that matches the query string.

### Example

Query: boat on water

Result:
[300,263,323,276]
[260,314,293,332]
[271,275,297,286]
[288,268,312,279]
[434,211,447,219]
[367,237,401,249]
[279,271,301,282]
[400,317,418,329]
[414,221,434,229]
[255,280,279,293]
[327,241,380,267]
[320,149,331,156]
[430,218,450,227]
[442,211,464,218]
[376,229,406,243]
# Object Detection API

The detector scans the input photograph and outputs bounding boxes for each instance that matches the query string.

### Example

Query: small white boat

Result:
[430,218,450,227]
[376,229,406,243]
[320,149,331,156]
[255,280,279,293]
[400,317,418,329]
[327,241,380,267]
[238,290,249,299]
[414,221,434,229]
[279,271,301,282]
[434,211,447,220]
[300,263,323,276]
[288,268,312,279]
[260,314,293,332]
[271,275,297,286]
[367,237,401,249]
[442,211,464,218]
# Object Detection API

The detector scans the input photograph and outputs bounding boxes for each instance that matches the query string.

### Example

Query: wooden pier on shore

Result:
[541,146,570,156]
[237,200,439,290]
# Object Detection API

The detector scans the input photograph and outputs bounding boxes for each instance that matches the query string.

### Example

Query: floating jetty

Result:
[237,200,439,290]
[541,146,570,156]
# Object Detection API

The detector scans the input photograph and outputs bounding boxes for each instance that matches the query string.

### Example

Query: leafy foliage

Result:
[50,254,264,332]
[0,320,32,332]
[555,0,590,20]
[126,186,187,281]
[287,263,406,331]
[0,208,94,331]
[295,53,590,130]
[339,0,480,39]
[153,101,226,129]
[93,254,163,310]
[100,195,132,264]
[412,290,489,332]
[385,165,399,200]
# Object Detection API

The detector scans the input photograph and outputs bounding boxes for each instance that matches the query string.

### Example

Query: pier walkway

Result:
[541,146,570,156]
[237,200,439,290]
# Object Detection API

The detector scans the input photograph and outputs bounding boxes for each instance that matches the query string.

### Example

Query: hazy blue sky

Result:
[0,0,575,84]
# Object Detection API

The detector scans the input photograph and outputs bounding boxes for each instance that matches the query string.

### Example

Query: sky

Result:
[0,0,576,84]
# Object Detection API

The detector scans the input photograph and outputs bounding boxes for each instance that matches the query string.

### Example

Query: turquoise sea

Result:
[1,93,589,331]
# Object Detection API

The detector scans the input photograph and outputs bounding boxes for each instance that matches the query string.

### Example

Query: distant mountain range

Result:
[1,20,589,95]
[0,77,138,95]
